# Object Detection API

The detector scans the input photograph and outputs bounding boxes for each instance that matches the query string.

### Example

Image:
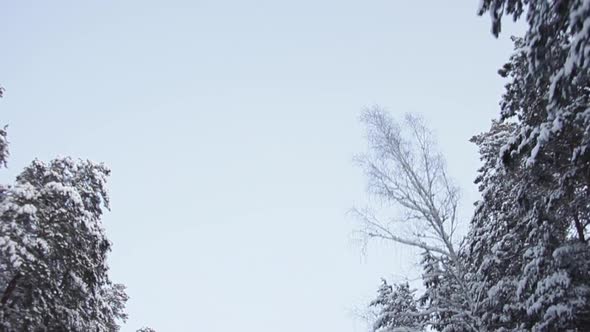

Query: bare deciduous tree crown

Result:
[354,107,460,259]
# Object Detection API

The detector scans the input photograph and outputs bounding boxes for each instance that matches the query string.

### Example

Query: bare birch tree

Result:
[353,107,459,258]
[353,107,482,331]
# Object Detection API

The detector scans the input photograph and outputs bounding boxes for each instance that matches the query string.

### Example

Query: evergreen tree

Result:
[419,251,470,332]
[463,38,590,329]
[0,92,128,330]
[369,279,423,332]
[470,3,590,329]
[137,327,156,332]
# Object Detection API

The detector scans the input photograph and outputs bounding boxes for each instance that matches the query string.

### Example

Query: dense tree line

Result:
[360,2,590,331]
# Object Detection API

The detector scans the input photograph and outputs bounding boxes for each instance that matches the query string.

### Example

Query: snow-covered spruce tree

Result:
[0,118,128,329]
[418,251,471,332]
[463,36,590,330]
[369,279,423,332]
[354,108,481,331]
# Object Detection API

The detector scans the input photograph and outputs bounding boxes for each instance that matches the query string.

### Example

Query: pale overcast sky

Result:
[0,1,523,331]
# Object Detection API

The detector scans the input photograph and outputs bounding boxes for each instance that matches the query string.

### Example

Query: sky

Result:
[0,1,523,331]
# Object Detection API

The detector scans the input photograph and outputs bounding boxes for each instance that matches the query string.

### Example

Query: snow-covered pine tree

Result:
[466,103,590,332]
[0,126,7,169]
[469,3,590,329]
[0,96,128,330]
[463,36,590,330]
[478,0,589,110]
[478,1,590,226]
[464,119,531,330]
[0,158,129,331]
